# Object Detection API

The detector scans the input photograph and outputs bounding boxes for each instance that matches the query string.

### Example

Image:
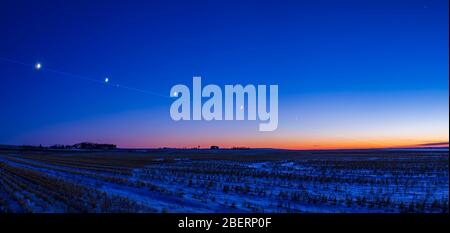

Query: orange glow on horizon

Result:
[118,138,449,150]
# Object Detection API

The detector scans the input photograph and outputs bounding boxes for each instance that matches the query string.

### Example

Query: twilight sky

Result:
[0,0,448,149]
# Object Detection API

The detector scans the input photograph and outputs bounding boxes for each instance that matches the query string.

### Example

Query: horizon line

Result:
[1,143,448,151]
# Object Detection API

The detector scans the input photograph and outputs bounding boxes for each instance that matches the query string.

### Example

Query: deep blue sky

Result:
[0,0,448,148]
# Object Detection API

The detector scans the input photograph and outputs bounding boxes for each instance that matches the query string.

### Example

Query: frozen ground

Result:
[0,148,448,213]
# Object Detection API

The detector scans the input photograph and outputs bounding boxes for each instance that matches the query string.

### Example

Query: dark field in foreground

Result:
[0,148,448,213]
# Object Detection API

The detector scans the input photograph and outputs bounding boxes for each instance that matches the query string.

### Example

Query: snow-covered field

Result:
[0,149,448,213]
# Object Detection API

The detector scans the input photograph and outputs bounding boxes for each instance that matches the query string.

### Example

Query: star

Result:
[35,62,42,70]
[105,77,109,83]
